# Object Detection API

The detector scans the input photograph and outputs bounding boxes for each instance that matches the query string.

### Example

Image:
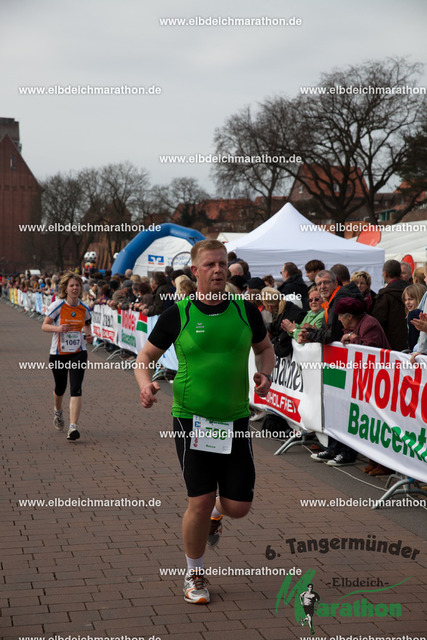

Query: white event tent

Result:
[377,220,427,265]
[225,203,385,291]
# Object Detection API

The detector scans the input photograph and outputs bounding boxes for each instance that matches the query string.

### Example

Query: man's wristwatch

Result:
[260,372,272,383]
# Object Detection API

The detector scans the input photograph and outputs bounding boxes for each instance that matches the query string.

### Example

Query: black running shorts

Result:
[49,351,87,397]
[173,416,255,501]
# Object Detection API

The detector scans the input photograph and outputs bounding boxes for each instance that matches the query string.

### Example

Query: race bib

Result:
[190,415,233,454]
[60,331,82,353]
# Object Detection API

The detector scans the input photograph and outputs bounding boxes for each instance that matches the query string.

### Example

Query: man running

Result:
[300,583,320,635]
[135,240,274,604]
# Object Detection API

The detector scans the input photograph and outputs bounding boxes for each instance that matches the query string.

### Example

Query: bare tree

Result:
[40,173,85,270]
[148,178,211,231]
[78,167,109,262]
[100,162,151,261]
[395,113,427,219]
[212,105,295,220]
[213,57,426,232]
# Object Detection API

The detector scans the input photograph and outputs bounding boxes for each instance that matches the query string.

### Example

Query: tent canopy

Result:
[111,223,205,276]
[225,203,385,291]
[377,220,427,265]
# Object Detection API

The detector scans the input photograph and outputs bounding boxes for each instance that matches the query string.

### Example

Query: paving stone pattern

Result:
[0,301,425,639]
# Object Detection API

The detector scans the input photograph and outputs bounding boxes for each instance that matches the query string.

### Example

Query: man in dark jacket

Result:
[141,271,171,316]
[300,270,362,345]
[299,269,360,466]
[371,260,408,351]
[331,263,365,301]
[278,262,309,310]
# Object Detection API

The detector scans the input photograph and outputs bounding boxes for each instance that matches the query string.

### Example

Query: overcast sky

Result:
[1,0,426,195]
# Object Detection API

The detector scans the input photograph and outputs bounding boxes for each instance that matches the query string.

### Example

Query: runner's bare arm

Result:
[42,316,70,333]
[252,335,275,397]
[135,340,166,408]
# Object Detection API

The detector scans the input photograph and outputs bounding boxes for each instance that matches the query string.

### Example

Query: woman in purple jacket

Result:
[336,297,390,349]
[336,297,391,476]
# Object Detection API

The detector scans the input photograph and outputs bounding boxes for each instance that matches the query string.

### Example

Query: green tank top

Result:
[172,295,253,420]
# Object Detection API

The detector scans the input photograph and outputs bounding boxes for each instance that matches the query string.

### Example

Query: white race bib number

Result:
[60,331,82,353]
[190,415,233,454]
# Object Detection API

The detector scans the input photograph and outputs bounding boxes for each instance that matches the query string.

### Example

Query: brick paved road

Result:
[0,300,426,639]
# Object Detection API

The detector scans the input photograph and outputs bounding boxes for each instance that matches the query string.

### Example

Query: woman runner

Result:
[42,272,93,440]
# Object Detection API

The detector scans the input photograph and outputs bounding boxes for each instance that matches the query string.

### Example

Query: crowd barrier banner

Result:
[101,305,119,343]
[35,292,43,314]
[92,305,179,369]
[323,342,427,483]
[117,308,149,353]
[90,305,119,344]
[25,290,34,311]
[249,341,323,433]
[42,294,52,315]
[91,306,102,339]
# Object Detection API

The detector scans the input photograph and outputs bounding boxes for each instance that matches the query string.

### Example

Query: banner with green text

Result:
[323,343,427,483]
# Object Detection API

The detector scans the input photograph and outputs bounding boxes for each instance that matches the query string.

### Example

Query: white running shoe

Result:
[67,425,80,441]
[183,570,210,604]
[249,410,268,422]
[53,410,65,431]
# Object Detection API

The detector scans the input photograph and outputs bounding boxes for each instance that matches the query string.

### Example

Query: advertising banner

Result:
[323,342,427,483]
[35,292,43,314]
[101,305,119,343]
[91,305,102,339]
[133,236,193,276]
[117,308,149,354]
[41,294,52,315]
[25,290,35,311]
[91,305,179,369]
[249,341,323,433]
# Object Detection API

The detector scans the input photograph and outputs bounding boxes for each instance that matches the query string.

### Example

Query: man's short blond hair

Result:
[190,240,227,265]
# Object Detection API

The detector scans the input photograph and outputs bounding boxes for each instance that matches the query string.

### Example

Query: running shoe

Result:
[53,410,65,431]
[310,450,335,462]
[326,453,355,466]
[249,410,268,422]
[183,570,210,604]
[207,515,223,548]
[67,425,80,441]
[152,366,167,381]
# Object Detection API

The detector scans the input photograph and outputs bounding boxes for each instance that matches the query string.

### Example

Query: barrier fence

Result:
[250,342,427,483]
[5,290,427,483]
[4,287,54,315]
[90,304,178,370]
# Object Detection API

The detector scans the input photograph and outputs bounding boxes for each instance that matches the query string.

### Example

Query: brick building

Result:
[288,163,370,223]
[0,118,42,273]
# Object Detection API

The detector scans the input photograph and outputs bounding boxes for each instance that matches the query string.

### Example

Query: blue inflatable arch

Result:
[111,223,205,274]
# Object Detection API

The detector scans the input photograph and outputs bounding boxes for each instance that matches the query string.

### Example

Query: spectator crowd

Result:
[3,253,427,477]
